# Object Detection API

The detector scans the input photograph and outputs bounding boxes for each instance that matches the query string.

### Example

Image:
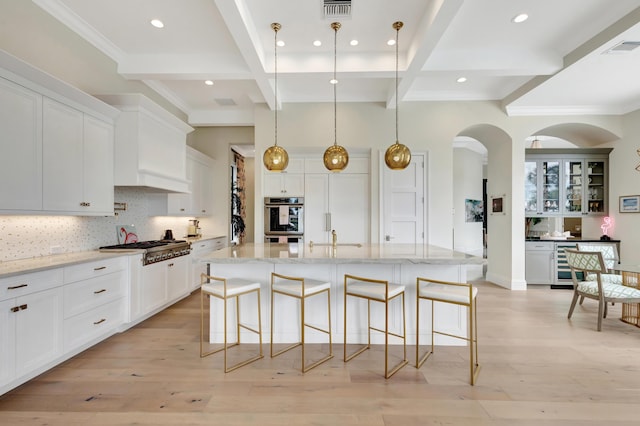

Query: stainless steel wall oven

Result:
[264,197,304,241]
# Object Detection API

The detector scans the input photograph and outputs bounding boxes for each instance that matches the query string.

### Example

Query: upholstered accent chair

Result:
[565,249,640,331]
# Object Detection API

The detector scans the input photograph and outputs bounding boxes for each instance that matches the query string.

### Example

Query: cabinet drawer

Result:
[64,256,127,283]
[192,238,225,254]
[0,268,63,301]
[63,270,126,318]
[63,298,124,351]
[526,242,555,251]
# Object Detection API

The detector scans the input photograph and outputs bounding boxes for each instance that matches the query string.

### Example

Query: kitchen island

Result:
[200,243,485,346]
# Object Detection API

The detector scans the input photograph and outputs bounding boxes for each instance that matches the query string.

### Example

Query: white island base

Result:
[201,243,485,347]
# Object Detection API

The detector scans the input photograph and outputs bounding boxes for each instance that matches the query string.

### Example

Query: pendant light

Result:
[323,22,349,172]
[384,21,411,170]
[263,23,289,172]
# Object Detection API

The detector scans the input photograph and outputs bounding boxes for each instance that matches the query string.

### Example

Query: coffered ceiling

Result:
[33,0,640,126]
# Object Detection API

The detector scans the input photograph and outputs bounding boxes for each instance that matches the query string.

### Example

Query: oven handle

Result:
[325,213,331,231]
[265,203,304,208]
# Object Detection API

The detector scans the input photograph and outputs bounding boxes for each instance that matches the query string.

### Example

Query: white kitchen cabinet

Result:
[134,255,190,322]
[1,51,118,216]
[62,257,126,351]
[42,98,114,215]
[264,173,305,197]
[0,76,43,211]
[0,298,15,387]
[305,171,370,244]
[189,236,226,290]
[263,157,305,197]
[190,151,214,216]
[167,256,190,301]
[525,241,555,285]
[0,269,64,391]
[148,147,214,216]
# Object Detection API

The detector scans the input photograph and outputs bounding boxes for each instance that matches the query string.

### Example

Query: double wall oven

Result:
[264,197,304,243]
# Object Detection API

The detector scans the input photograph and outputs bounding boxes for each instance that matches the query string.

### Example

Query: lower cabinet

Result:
[1,256,127,396]
[1,269,64,395]
[189,237,227,290]
[62,258,127,351]
[134,255,190,322]
[525,242,555,285]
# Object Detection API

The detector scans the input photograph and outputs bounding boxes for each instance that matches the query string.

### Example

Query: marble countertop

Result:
[200,243,486,265]
[0,250,141,278]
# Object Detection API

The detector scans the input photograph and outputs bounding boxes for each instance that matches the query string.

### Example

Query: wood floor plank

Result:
[1,281,640,425]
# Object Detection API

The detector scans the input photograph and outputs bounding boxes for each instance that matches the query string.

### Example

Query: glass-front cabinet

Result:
[564,160,606,215]
[525,149,611,218]
[525,160,561,215]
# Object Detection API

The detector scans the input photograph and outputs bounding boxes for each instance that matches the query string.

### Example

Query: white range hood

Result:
[96,94,193,193]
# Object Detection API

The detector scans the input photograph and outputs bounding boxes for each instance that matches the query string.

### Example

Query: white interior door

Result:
[381,153,426,244]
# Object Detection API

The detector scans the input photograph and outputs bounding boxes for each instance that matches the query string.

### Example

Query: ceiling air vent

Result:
[324,0,351,18]
[605,41,640,54]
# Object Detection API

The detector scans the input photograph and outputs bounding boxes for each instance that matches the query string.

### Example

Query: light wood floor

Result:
[1,281,640,425]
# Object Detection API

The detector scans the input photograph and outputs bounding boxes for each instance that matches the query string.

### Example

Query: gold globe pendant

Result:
[263,145,289,171]
[323,144,349,172]
[384,141,411,170]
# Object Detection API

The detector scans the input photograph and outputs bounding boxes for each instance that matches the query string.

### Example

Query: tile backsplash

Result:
[0,188,207,262]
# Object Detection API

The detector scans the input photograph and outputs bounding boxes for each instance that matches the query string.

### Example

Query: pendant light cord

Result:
[333,23,338,147]
[274,24,279,147]
[395,24,399,143]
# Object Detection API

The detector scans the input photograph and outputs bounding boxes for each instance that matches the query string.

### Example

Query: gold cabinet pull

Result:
[93,319,106,325]
[19,304,27,310]
[10,306,20,313]
[94,289,107,294]
[93,266,106,271]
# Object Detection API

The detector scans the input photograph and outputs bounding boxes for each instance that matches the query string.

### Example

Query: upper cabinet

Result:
[0,50,119,216]
[148,147,215,216]
[0,77,43,211]
[525,149,612,218]
[95,94,193,194]
[42,99,114,215]
[263,157,305,197]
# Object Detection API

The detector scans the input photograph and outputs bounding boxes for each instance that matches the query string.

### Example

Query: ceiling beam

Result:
[386,0,464,108]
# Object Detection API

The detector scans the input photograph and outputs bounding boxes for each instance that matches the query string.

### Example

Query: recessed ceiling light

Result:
[350,40,358,46]
[387,39,395,46]
[150,19,164,28]
[313,40,322,47]
[457,77,467,83]
[277,40,285,47]
[512,13,528,23]
[204,80,214,86]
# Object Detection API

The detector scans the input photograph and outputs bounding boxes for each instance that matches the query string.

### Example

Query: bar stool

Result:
[343,274,408,379]
[200,273,263,372]
[415,277,480,385]
[270,272,333,372]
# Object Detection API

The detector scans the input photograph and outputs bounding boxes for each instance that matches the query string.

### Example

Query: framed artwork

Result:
[619,195,640,213]
[465,199,483,222]
[490,194,505,215]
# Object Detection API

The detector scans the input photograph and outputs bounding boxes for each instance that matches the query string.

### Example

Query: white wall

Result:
[453,148,484,256]
[608,109,640,263]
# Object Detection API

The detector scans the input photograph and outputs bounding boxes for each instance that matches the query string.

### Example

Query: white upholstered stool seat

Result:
[200,273,263,373]
[343,274,408,379]
[270,272,333,372]
[416,277,480,385]
[202,279,261,297]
